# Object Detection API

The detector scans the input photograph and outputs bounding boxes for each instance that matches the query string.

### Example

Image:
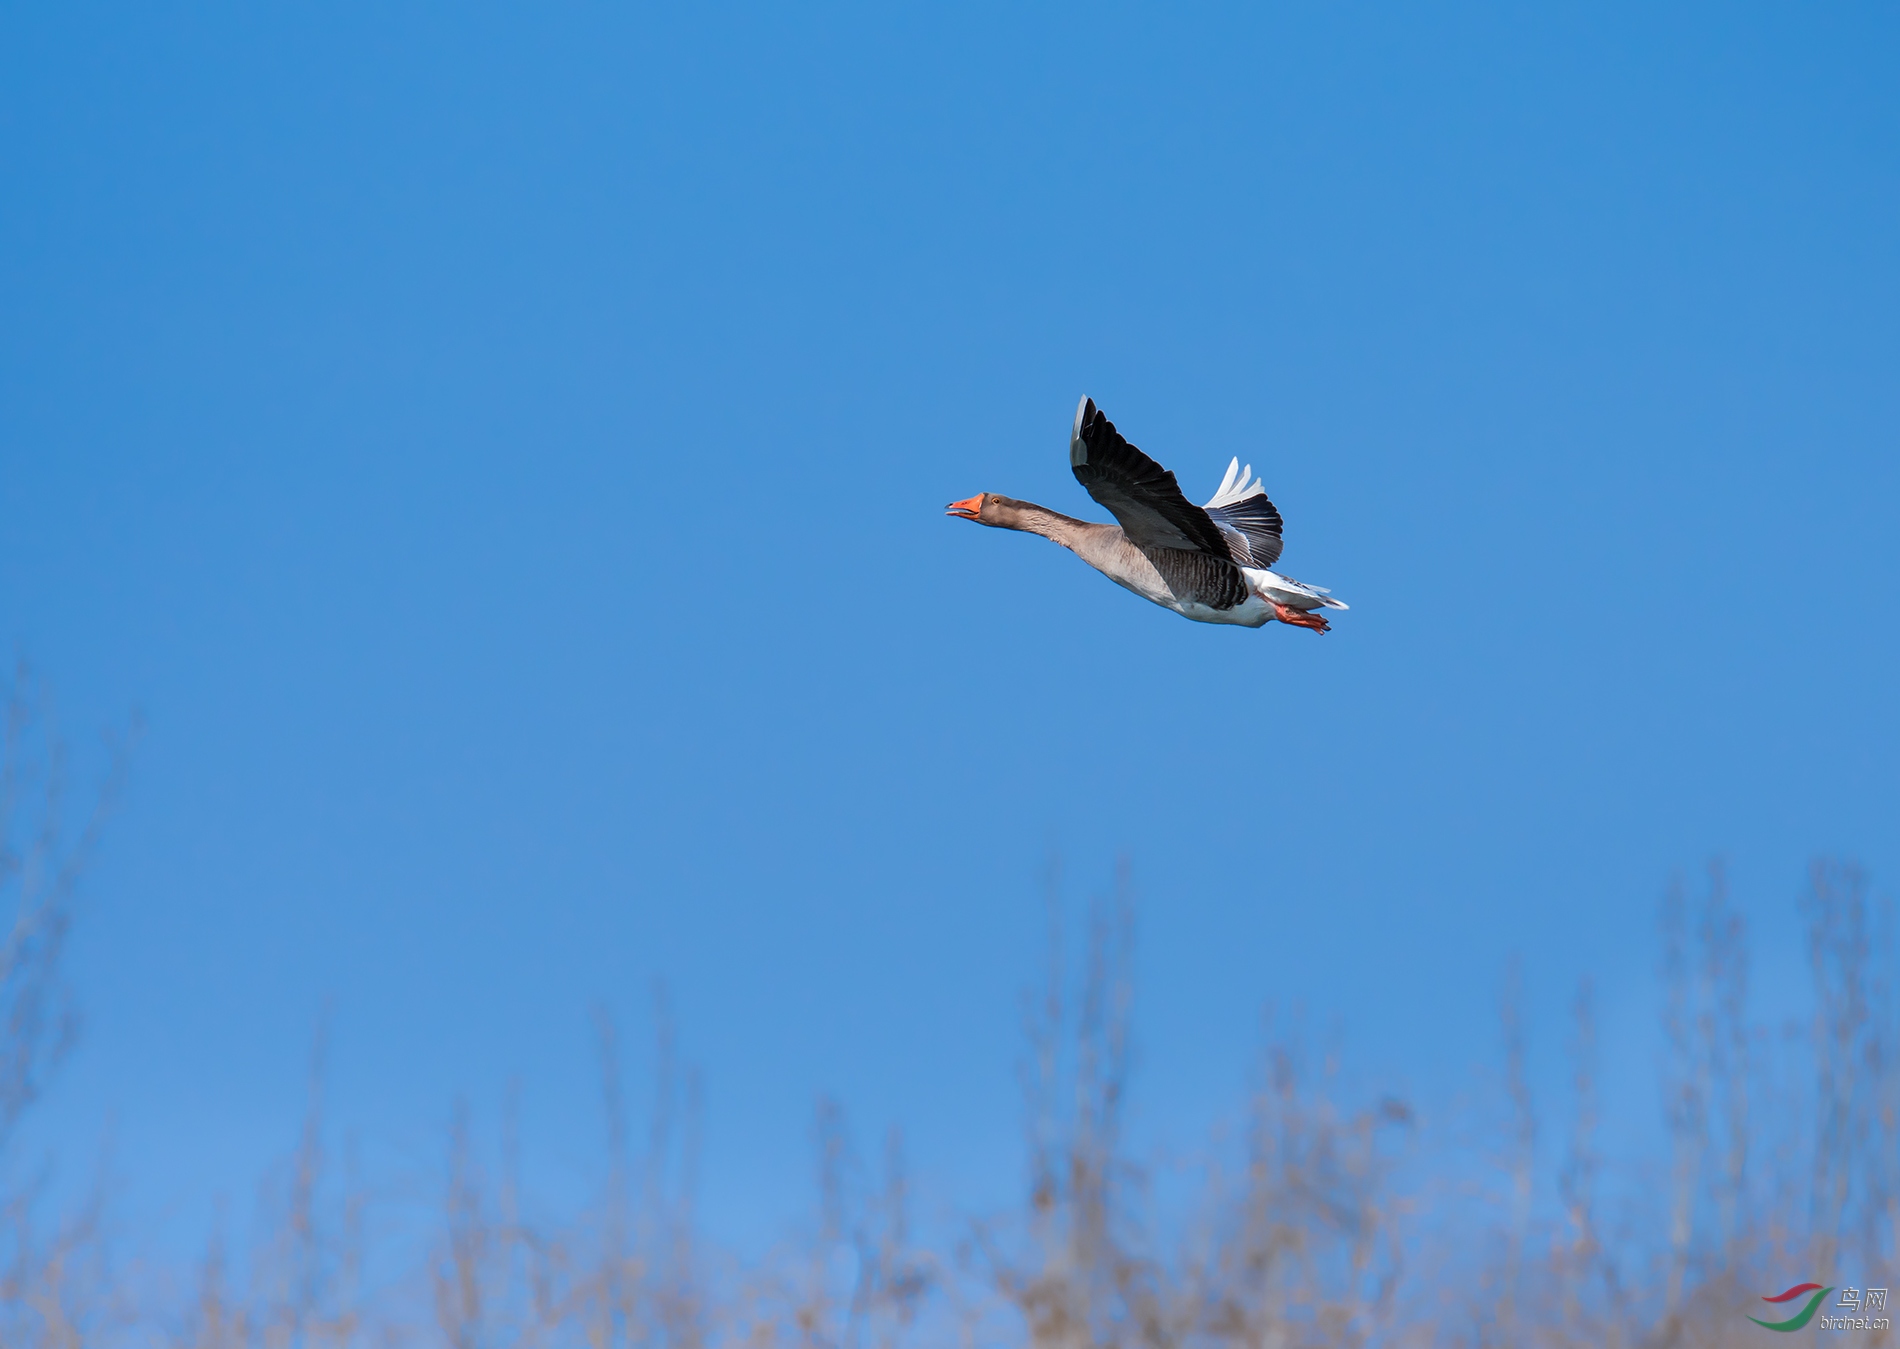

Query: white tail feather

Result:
[1244,567,1350,611]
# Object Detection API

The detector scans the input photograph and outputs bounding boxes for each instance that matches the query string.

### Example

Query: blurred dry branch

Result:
[0,664,136,1349]
[2,835,1899,1347]
[0,663,135,1148]
[981,855,1147,1349]
[978,858,1410,1349]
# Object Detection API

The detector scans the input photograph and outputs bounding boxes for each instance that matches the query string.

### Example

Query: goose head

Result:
[945,493,1029,527]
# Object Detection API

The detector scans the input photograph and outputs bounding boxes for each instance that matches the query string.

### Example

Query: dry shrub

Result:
[0,665,135,1349]
[0,722,1895,1349]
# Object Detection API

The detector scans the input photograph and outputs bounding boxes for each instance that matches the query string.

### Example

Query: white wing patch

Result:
[1204,457,1269,510]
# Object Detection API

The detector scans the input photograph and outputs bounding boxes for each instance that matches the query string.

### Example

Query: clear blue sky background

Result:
[2,1,1896,1249]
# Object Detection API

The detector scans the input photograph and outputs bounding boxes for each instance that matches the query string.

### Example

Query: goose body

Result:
[948,397,1349,633]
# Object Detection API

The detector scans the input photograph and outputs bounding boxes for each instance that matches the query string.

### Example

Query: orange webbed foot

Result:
[1272,602,1330,634]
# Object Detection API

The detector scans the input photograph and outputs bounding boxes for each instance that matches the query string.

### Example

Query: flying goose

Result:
[946,396,1348,632]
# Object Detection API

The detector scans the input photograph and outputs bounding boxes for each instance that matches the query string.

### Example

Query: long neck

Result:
[992,497,1157,595]
[994,499,1109,552]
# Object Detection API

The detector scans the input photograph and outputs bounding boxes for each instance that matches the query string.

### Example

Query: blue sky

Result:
[2,0,1896,1248]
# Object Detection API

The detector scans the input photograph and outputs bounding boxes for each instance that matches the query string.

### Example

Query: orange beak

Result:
[946,493,984,520]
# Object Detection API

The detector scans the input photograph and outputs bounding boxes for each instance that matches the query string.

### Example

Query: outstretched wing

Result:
[1203,458,1285,569]
[1068,396,1248,610]
[1069,398,1233,558]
